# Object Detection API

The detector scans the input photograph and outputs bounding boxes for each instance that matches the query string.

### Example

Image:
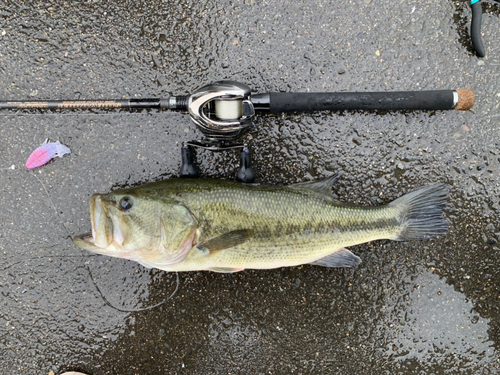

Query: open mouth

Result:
[73,194,109,252]
[73,193,127,255]
[73,232,98,251]
[91,194,102,241]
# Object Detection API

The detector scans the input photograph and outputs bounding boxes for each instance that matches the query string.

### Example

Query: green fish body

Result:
[73,175,449,273]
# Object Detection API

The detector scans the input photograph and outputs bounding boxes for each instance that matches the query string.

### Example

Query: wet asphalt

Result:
[1,0,500,374]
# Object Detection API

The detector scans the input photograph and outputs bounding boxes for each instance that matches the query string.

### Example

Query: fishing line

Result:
[1,255,180,313]
[85,266,180,313]
[30,170,73,240]
[0,255,94,272]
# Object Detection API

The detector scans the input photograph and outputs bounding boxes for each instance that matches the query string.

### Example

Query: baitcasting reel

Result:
[172,80,258,182]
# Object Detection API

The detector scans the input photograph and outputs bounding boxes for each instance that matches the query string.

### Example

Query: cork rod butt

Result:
[455,89,476,111]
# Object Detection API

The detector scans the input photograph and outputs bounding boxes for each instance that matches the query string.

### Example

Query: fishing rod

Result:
[1,81,475,139]
[470,0,500,57]
[1,81,476,182]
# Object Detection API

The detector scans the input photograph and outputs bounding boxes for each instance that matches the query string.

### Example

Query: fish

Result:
[73,175,449,273]
[25,139,71,169]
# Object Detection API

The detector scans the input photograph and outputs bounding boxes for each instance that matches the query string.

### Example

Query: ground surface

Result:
[1,0,499,374]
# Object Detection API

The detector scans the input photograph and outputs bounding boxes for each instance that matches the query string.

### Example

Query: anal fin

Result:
[308,248,361,268]
[208,267,245,273]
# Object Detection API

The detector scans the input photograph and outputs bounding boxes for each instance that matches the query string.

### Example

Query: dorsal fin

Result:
[288,173,342,197]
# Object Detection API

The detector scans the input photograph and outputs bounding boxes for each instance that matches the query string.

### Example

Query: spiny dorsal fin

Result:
[288,173,342,197]
[198,229,254,254]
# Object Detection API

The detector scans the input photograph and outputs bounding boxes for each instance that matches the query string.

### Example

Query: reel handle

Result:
[235,146,255,183]
[179,141,255,183]
[179,144,199,178]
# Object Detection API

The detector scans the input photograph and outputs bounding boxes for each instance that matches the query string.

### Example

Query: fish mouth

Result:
[73,194,102,251]
[73,231,124,257]
[73,194,112,253]
[90,194,102,241]
[73,232,98,251]
[74,194,122,254]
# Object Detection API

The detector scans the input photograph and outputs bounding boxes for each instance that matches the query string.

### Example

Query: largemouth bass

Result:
[73,175,449,273]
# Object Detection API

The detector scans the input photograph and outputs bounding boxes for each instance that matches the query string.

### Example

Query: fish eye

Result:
[119,197,133,211]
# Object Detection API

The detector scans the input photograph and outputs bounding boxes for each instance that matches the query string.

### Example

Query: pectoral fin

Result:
[198,229,254,254]
[308,248,361,268]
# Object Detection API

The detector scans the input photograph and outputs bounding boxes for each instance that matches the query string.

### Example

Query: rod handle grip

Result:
[266,90,475,112]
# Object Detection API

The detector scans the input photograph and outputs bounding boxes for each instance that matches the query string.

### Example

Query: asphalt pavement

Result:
[1,0,499,374]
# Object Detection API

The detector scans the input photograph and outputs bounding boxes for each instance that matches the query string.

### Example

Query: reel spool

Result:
[187,80,255,140]
[182,81,257,182]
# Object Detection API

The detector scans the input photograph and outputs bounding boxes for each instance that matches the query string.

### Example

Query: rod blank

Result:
[0,99,169,110]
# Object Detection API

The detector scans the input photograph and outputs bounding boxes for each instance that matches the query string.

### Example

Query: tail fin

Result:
[390,184,450,241]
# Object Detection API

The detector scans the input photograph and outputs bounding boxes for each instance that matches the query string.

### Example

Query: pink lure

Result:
[25,140,71,169]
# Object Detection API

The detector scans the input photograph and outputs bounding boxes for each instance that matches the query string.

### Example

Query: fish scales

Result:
[173,185,397,268]
[74,177,449,272]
